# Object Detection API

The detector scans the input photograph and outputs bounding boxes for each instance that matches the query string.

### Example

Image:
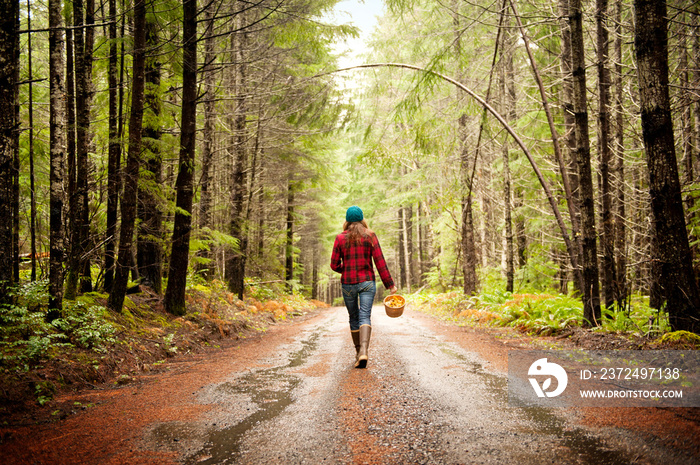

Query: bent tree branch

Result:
[321,62,584,292]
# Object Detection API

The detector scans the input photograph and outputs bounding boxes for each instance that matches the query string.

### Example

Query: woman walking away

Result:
[331,206,397,368]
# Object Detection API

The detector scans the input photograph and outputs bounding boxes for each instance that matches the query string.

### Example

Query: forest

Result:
[1,0,699,338]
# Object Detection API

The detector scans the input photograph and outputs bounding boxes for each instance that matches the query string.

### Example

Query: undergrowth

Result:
[0,282,116,369]
[0,278,328,411]
[409,284,677,340]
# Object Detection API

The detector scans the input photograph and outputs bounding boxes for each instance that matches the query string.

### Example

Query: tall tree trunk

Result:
[245,109,262,269]
[257,181,265,261]
[285,181,294,290]
[515,190,527,268]
[405,202,415,288]
[410,204,418,287]
[416,201,424,285]
[137,12,163,293]
[27,0,37,282]
[225,4,249,299]
[461,193,479,295]
[481,181,495,268]
[679,11,697,269]
[74,0,95,293]
[66,0,94,296]
[197,3,216,277]
[634,0,700,332]
[311,244,318,300]
[694,8,700,190]
[109,0,147,312]
[570,0,602,325]
[104,0,120,293]
[613,0,627,308]
[559,0,582,294]
[398,207,406,288]
[164,0,198,315]
[501,19,516,293]
[12,0,19,285]
[596,0,616,308]
[422,202,435,270]
[64,12,78,300]
[48,0,66,317]
[0,0,18,301]
[453,2,480,295]
[402,205,413,292]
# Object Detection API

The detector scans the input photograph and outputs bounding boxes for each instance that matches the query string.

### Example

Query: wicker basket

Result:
[383,294,405,318]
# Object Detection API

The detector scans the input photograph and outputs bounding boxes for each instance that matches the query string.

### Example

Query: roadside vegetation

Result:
[407,276,700,350]
[0,276,327,416]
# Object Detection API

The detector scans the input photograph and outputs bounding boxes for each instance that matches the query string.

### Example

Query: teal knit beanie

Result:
[346,206,363,223]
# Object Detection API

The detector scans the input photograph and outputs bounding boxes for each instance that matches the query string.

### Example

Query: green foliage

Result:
[35,380,57,406]
[193,227,240,253]
[600,299,671,337]
[0,301,71,366]
[496,294,583,335]
[285,279,306,295]
[246,278,284,301]
[52,302,117,352]
[412,279,676,338]
[0,281,117,369]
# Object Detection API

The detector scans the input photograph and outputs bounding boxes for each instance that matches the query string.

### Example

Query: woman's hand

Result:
[389,285,398,295]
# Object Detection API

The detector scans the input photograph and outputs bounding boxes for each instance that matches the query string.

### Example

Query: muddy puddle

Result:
[166,331,321,464]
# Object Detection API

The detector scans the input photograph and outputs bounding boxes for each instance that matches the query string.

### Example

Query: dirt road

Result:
[2,306,698,464]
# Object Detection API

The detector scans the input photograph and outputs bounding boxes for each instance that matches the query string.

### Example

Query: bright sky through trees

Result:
[329,0,383,67]
[326,0,385,92]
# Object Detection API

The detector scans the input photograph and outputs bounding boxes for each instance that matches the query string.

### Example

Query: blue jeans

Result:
[342,281,376,330]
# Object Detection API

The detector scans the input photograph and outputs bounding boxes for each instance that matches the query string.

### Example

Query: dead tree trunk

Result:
[398,207,406,288]
[679,11,697,269]
[402,205,413,292]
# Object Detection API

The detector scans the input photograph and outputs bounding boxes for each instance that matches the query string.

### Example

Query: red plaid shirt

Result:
[330,230,395,289]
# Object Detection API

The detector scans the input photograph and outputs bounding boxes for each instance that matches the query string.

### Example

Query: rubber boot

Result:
[355,324,372,369]
[351,330,360,355]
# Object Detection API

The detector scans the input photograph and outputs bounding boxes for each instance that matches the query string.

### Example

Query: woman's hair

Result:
[343,219,373,247]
